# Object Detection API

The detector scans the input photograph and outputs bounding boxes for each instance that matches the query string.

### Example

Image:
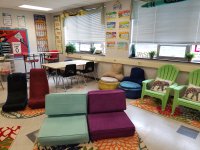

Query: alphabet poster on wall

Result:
[34,14,49,52]
[0,29,29,56]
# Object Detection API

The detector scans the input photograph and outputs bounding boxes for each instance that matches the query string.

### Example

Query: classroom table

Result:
[42,60,92,91]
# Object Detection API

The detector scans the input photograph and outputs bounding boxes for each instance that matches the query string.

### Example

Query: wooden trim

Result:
[66,54,199,72]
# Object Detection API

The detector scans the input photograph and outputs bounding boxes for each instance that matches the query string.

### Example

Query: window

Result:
[191,45,200,63]
[64,9,105,54]
[130,0,200,62]
[134,43,157,58]
[158,45,190,60]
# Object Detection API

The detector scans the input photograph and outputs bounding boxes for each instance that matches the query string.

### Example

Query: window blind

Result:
[64,10,105,44]
[132,0,200,43]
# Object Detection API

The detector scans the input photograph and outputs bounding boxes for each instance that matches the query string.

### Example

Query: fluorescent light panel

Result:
[19,5,52,11]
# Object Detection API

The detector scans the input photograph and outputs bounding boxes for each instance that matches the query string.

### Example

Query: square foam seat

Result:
[88,112,135,141]
[38,115,89,146]
[38,92,89,146]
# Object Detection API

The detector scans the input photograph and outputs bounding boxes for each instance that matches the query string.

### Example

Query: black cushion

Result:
[2,73,28,112]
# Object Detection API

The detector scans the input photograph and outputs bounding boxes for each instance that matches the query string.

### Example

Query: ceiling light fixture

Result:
[19,5,52,11]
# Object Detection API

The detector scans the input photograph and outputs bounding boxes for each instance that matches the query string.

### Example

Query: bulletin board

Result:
[0,29,29,57]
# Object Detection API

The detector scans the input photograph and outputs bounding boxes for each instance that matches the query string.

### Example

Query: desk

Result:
[42,60,91,91]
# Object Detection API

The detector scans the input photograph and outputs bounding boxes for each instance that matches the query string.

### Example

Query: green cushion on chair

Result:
[45,92,87,116]
[38,115,89,146]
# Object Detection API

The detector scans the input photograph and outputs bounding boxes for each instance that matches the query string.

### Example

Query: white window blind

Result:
[64,10,105,44]
[132,0,200,43]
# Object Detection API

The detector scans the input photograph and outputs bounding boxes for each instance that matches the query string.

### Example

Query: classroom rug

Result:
[33,132,148,150]
[129,97,200,128]
[0,104,45,119]
[0,126,21,150]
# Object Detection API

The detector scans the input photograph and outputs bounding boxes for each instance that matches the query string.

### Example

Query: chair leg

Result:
[171,100,177,115]
[82,73,87,85]
[93,72,97,81]
[162,98,168,111]
[62,77,66,90]
[0,77,4,90]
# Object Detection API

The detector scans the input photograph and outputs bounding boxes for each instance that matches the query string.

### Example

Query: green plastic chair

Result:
[172,69,200,114]
[141,64,179,111]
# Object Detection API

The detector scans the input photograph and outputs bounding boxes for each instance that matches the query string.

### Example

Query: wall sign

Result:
[54,15,63,52]
[34,14,49,52]
[2,13,12,26]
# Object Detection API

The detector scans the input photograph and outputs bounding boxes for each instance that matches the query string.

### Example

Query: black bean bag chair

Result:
[2,73,28,112]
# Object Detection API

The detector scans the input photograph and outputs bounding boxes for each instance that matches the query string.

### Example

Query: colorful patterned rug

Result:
[0,104,45,119]
[33,132,148,150]
[0,126,21,150]
[129,97,200,128]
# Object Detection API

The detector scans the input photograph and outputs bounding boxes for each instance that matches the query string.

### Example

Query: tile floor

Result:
[0,78,200,150]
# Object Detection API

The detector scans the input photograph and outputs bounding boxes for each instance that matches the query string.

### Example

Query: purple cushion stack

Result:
[87,90,135,141]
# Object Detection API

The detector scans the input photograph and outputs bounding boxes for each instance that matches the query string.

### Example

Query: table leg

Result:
[55,69,58,92]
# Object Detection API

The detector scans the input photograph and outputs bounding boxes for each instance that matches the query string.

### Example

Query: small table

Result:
[42,60,92,91]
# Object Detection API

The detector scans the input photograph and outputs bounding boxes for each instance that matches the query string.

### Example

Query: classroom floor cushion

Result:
[98,77,119,90]
[38,92,89,146]
[29,68,49,109]
[38,115,89,146]
[88,112,135,141]
[119,81,142,99]
[2,73,28,112]
[87,90,135,141]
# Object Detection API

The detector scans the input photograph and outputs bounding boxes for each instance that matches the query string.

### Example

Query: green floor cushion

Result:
[183,84,200,102]
[38,115,89,146]
[45,92,87,116]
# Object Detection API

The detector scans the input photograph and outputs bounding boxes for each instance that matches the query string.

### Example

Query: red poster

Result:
[0,29,29,57]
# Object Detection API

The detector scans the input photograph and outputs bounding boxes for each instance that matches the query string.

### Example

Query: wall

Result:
[0,8,55,73]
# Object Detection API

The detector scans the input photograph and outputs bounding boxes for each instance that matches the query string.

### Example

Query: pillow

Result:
[183,84,200,103]
[150,77,172,93]
[111,64,123,74]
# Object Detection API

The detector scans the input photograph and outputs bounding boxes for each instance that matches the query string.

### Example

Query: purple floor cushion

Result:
[87,112,135,141]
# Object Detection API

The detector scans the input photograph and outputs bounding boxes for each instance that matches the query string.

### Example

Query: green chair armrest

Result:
[142,79,154,84]
[173,85,187,92]
[142,79,154,89]
[174,85,187,98]
[169,83,178,89]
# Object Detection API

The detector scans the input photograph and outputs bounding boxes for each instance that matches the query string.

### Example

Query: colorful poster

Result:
[117,42,128,50]
[106,12,117,20]
[119,32,129,40]
[2,13,12,26]
[107,41,116,49]
[119,21,130,29]
[54,15,63,52]
[113,1,122,10]
[118,10,130,18]
[12,42,22,54]
[0,29,29,56]
[17,16,26,28]
[106,32,117,39]
[34,14,48,52]
[107,22,116,29]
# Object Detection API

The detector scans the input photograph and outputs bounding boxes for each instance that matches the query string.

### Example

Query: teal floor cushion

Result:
[38,115,89,146]
[38,92,89,146]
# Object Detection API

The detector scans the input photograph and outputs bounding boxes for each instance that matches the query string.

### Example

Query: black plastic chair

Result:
[58,64,78,89]
[2,73,28,112]
[77,61,96,85]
